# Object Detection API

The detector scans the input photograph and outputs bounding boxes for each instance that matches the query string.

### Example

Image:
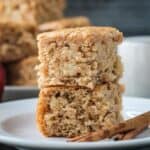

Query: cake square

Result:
[0,0,66,25]
[38,16,91,33]
[0,22,37,63]
[37,27,123,89]
[36,84,122,137]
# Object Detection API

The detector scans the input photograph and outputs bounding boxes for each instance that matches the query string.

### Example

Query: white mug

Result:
[118,38,150,98]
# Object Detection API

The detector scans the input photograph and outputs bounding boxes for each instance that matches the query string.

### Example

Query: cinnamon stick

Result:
[113,124,148,141]
[122,124,148,140]
[69,111,150,142]
[113,133,125,141]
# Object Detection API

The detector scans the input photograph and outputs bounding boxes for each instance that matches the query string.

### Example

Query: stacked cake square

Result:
[36,27,124,137]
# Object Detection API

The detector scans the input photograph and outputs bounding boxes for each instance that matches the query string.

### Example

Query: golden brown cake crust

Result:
[0,22,37,63]
[36,84,123,137]
[38,26,123,46]
[7,56,38,86]
[36,88,50,136]
[38,16,91,33]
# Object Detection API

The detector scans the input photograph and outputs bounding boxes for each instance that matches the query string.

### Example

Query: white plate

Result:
[0,97,150,150]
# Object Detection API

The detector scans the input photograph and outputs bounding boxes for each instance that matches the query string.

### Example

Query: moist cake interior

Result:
[37,84,122,137]
[38,37,123,88]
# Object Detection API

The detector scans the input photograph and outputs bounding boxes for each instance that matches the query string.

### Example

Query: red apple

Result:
[0,64,5,101]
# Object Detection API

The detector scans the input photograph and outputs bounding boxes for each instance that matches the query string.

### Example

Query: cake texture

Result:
[0,22,37,63]
[7,56,38,86]
[37,27,123,89]
[38,16,91,33]
[0,0,66,25]
[36,83,123,137]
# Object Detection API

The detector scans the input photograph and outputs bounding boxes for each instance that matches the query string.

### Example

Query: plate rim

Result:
[0,97,150,149]
[0,134,149,149]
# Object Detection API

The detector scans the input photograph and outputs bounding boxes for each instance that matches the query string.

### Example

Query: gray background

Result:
[65,0,150,36]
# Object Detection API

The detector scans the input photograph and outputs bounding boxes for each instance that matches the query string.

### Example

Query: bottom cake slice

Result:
[36,83,123,137]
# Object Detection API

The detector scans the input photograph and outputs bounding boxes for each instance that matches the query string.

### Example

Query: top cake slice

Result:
[37,27,123,89]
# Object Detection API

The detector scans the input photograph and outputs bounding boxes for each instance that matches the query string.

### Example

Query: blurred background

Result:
[2,0,150,100]
[66,0,150,36]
